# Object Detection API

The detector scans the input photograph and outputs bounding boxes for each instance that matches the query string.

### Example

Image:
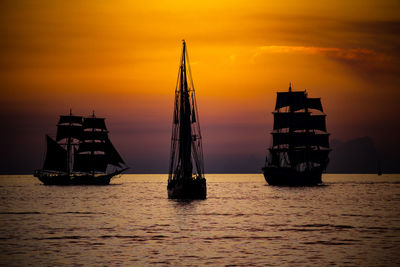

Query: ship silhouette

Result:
[262,84,331,185]
[34,110,127,185]
[167,40,206,199]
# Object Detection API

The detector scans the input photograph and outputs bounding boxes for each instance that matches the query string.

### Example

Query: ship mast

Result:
[67,109,72,175]
[91,111,95,176]
[304,90,311,171]
[288,83,294,169]
[179,40,193,179]
[169,40,204,181]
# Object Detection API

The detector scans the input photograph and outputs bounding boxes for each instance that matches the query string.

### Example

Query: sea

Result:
[0,174,399,266]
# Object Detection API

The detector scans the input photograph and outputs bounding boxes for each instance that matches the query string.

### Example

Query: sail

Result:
[270,151,280,166]
[73,153,108,172]
[105,138,125,166]
[83,117,107,130]
[56,125,83,141]
[307,98,323,112]
[275,91,325,113]
[273,113,326,131]
[273,112,309,130]
[269,148,330,165]
[43,135,68,172]
[272,132,329,147]
[309,115,327,132]
[58,115,83,125]
[293,149,330,165]
[267,85,330,173]
[78,142,107,153]
[72,112,126,172]
[81,131,108,141]
[275,91,306,111]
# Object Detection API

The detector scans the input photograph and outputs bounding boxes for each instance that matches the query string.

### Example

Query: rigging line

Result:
[185,43,195,93]
[175,41,185,93]
[185,43,203,143]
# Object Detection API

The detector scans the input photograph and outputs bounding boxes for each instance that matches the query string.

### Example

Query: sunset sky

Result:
[1,0,399,173]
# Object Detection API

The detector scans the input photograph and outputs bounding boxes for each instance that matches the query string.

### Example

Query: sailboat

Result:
[262,84,331,186]
[34,110,127,185]
[167,40,207,199]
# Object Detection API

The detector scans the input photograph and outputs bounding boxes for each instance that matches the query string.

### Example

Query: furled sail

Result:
[43,135,68,172]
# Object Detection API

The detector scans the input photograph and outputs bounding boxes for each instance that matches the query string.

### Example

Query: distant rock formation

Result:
[327,136,379,173]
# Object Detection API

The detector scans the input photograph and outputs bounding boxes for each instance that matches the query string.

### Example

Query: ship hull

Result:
[167,178,207,199]
[262,166,322,186]
[34,169,126,185]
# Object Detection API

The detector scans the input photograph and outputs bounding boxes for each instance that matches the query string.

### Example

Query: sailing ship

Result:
[262,84,331,186]
[34,111,127,185]
[167,40,207,199]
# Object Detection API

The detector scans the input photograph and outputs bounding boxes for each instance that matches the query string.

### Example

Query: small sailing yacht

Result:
[167,40,206,199]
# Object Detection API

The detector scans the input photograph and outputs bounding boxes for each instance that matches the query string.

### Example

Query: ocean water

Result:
[0,174,399,266]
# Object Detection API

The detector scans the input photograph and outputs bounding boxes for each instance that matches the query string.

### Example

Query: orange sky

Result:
[1,0,399,173]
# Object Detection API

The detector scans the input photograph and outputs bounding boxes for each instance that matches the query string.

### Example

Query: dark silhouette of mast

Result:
[179,40,193,179]
[91,111,95,176]
[304,88,311,171]
[288,83,294,169]
[67,109,72,175]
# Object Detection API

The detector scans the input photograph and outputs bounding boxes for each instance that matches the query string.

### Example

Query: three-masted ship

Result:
[167,40,206,199]
[34,111,127,185]
[262,84,330,186]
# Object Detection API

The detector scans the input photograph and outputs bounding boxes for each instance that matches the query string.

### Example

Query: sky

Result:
[0,0,399,173]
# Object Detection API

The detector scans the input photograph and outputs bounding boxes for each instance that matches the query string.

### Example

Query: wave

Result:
[0,211,41,215]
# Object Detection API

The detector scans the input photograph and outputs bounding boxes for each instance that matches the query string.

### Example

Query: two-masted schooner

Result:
[262,84,331,186]
[167,40,207,199]
[34,111,127,185]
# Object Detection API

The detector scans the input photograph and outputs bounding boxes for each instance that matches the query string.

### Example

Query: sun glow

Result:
[0,0,399,173]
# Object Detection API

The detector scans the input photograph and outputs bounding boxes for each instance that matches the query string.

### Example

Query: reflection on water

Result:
[0,174,399,266]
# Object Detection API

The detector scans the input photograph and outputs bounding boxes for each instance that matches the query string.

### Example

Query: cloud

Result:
[256,45,380,62]
[253,45,398,80]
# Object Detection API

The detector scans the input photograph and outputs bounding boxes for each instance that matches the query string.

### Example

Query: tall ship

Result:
[262,84,330,186]
[34,111,127,185]
[167,40,206,199]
